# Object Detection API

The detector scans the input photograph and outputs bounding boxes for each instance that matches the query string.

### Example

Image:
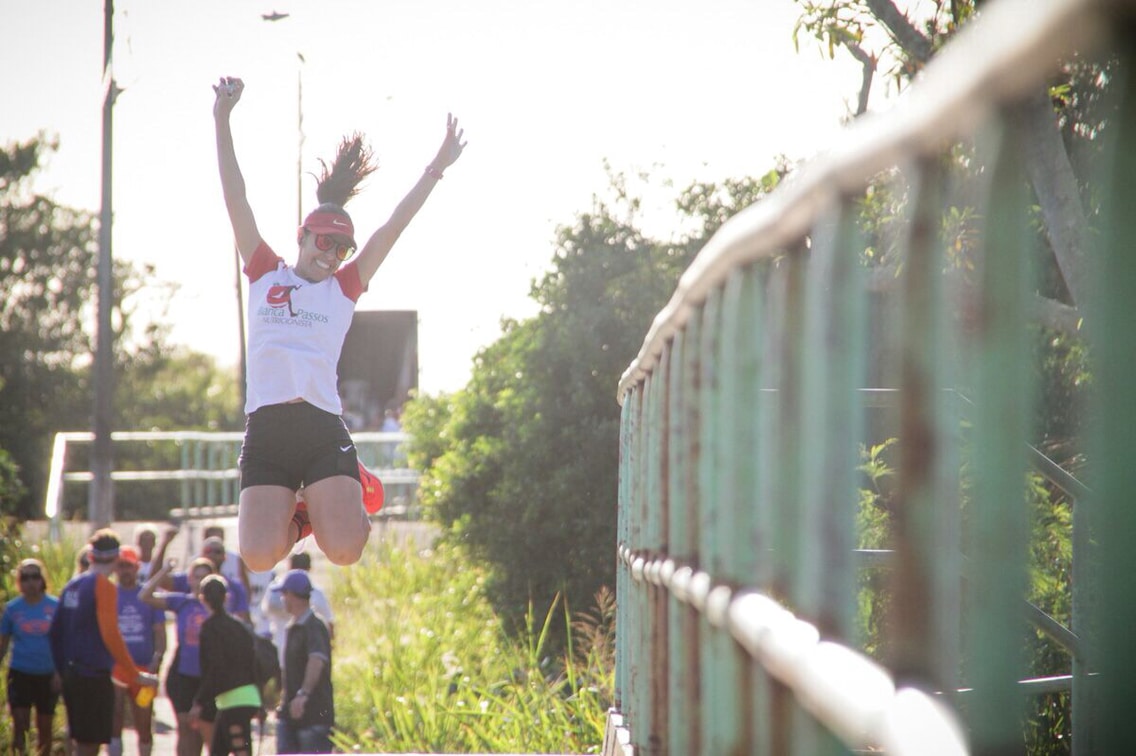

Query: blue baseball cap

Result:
[280,569,312,598]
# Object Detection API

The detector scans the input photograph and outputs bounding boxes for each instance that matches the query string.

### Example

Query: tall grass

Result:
[331,539,614,754]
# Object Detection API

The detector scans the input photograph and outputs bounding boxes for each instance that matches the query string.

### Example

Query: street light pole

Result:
[90,0,118,529]
[297,51,305,226]
[261,12,304,225]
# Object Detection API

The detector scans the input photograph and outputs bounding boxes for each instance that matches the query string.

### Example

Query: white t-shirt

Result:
[244,242,365,415]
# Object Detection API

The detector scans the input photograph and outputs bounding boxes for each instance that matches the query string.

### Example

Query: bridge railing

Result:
[612,0,1134,753]
[44,430,418,524]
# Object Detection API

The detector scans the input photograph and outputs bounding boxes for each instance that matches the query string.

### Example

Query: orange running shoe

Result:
[358,462,385,514]
[292,500,312,542]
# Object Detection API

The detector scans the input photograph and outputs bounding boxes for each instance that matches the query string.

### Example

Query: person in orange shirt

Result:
[49,530,158,756]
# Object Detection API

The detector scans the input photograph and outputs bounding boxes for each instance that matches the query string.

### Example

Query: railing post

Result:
[667,322,700,755]
[1086,26,1136,753]
[963,117,1035,751]
[892,156,963,698]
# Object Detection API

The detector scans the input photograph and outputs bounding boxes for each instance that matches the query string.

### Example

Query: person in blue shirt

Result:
[49,530,158,756]
[111,545,167,756]
[150,531,252,625]
[0,558,60,756]
[141,557,216,756]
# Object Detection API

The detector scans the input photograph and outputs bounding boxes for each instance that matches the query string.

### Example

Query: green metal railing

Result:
[611,0,1134,753]
[44,430,417,524]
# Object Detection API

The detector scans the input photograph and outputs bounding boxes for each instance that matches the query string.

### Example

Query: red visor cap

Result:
[302,210,356,248]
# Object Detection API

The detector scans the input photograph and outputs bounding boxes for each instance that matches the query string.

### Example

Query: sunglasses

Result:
[19,573,43,582]
[312,232,356,262]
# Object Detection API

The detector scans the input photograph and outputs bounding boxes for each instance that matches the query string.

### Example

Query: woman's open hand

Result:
[430,113,467,171]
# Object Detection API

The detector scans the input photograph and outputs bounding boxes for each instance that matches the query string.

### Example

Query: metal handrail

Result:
[610,0,1126,753]
[44,430,416,521]
[618,0,1105,401]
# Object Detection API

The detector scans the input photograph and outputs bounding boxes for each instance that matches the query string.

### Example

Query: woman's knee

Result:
[240,540,287,572]
[318,534,367,565]
[317,522,370,565]
[239,487,296,570]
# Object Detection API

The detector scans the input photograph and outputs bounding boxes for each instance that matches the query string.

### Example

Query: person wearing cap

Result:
[274,569,334,753]
[49,529,158,756]
[110,545,167,756]
[214,75,465,575]
[1,558,60,756]
[261,552,334,669]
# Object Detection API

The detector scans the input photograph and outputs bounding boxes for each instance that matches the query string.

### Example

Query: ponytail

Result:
[199,574,228,613]
[314,133,377,208]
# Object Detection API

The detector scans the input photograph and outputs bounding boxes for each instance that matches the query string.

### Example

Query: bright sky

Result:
[2,0,865,394]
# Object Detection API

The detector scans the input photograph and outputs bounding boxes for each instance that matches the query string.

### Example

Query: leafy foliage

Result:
[332,539,614,754]
[0,135,242,520]
[1,136,101,518]
[405,169,782,634]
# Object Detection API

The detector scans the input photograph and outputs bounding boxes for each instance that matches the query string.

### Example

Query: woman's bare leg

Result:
[304,475,371,565]
[238,485,297,572]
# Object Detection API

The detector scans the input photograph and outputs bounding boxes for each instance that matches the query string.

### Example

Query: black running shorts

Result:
[6,668,58,712]
[61,670,113,745]
[239,401,361,491]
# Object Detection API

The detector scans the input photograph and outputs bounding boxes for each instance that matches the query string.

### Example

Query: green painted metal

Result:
[667,321,698,755]
[610,3,1127,753]
[1087,32,1136,754]
[892,157,964,697]
[963,120,1035,751]
[699,287,741,755]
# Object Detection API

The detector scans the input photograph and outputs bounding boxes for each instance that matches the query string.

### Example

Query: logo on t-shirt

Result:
[266,284,302,317]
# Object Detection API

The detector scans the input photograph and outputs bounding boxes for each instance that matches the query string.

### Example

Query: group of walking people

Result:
[3,526,337,755]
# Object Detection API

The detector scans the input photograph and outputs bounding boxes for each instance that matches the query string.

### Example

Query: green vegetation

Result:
[404,168,785,639]
[855,438,1078,752]
[0,136,243,522]
[1,531,615,754]
[330,538,614,754]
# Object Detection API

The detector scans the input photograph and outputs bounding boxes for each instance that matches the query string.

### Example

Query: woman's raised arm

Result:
[214,76,263,264]
[353,113,466,284]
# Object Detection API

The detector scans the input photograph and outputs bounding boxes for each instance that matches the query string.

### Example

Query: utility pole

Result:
[297,51,305,226]
[90,0,117,528]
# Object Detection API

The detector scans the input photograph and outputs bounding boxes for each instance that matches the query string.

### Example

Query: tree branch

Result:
[846,43,877,116]
[868,266,1084,338]
[864,0,933,63]
[1009,90,1091,310]
[1031,293,1083,336]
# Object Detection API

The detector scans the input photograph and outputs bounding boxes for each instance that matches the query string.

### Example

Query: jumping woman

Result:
[213,75,466,571]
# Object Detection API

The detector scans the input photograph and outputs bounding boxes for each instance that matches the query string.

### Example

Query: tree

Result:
[0,136,103,518]
[792,0,1112,335]
[406,170,782,633]
[1,135,242,519]
[791,5,1116,749]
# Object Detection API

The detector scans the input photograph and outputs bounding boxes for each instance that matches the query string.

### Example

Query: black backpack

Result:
[252,633,281,690]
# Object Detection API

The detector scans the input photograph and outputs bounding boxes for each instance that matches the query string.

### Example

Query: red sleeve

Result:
[95,575,139,685]
[335,262,366,302]
[243,241,283,283]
